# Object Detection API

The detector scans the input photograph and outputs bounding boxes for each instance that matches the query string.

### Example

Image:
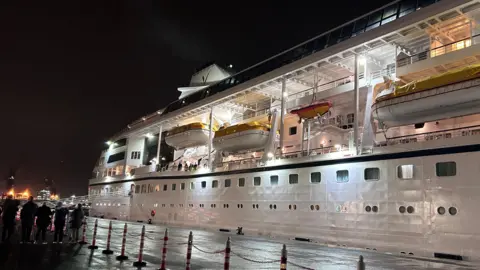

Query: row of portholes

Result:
[288,205,297,210]
[237,204,244,208]
[310,205,320,211]
[223,204,230,208]
[437,206,457,216]
[269,204,277,210]
[96,203,121,206]
[365,205,379,213]
[399,206,415,214]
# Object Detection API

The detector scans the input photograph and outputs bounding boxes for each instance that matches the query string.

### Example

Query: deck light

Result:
[267,152,274,158]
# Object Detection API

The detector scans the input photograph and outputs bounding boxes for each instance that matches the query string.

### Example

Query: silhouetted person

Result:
[178,162,182,171]
[35,202,51,243]
[70,204,84,242]
[53,202,69,243]
[1,195,17,242]
[20,196,37,243]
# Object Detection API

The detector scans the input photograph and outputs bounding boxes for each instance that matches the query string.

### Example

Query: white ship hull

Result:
[165,129,212,150]
[372,79,480,127]
[212,129,269,153]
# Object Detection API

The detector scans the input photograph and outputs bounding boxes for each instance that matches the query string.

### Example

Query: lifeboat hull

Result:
[213,129,269,153]
[372,79,480,127]
[290,101,331,119]
[165,129,212,150]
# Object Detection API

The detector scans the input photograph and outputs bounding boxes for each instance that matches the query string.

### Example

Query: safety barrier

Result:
[80,219,368,269]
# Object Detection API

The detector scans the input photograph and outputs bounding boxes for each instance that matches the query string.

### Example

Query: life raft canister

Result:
[151,210,156,217]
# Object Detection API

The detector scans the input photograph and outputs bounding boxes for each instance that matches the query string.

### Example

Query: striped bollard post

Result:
[224,237,231,270]
[102,220,114,254]
[88,219,99,249]
[116,223,129,261]
[185,231,193,270]
[78,219,87,244]
[280,244,287,270]
[357,255,365,270]
[158,228,169,270]
[133,225,147,267]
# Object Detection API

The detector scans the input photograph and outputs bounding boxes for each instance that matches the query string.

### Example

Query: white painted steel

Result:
[165,129,212,150]
[212,130,269,153]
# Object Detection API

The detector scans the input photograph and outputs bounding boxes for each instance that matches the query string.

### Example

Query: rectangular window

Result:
[364,168,380,181]
[336,170,349,183]
[436,162,456,177]
[238,178,245,187]
[181,183,185,190]
[201,181,207,188]
[130,151,141,159]
[155,185,160,192]
[397,165,414,179]
[141,184,146,193]
[310,172,321,183]
[270,175,279,186]
[254,177,261,186]
[224,179,231,187]
[163,184,167,191]
[107,152,125,163]
[172,183,176,191]
[190,182,195,190]
[212,180,218,188]
[289,174,299,184]
[289,126,297,135]
[135,185,140,193]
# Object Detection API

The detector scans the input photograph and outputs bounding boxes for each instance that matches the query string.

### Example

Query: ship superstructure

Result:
[89,0,480,261]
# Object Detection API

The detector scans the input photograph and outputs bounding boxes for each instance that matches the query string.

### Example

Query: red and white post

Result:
[88,219,99,249]
[78,219,87,244]
[116,223,129,261]
[102,220,114,254]
[224,237,231,270]
[280,244,287,270]
[158,228,169,270]
[185,231,193,270]
[133,225,147,267]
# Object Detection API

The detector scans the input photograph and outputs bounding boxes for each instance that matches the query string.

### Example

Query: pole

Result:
[133,225,147,267]
[79,219,87,244]
[207,107,214,169]
[116,223,129,261]
[185,231,193,270]
[357,255,365,270]
[353,54,359,156]
[224,237,231,270]
[279,77,286,153]
[280,244,287,270]
[102,220,114,254]
[88,219,99,249]
[158,228,169,270]
[307,120,311,156]
[156,125,163,169]
[300,120,304,156]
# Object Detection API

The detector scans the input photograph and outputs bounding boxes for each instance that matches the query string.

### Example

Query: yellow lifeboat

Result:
[372,63,480,126]
[213,122,271,152]
[165,122,215,150]
[290,101,332,122]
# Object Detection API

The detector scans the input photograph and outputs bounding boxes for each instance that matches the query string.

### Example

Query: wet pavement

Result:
[0,218,478,270]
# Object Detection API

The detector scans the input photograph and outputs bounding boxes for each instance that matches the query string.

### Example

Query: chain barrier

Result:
[230,251,281,264]
[288,261,315,270]
[192,244,225,254]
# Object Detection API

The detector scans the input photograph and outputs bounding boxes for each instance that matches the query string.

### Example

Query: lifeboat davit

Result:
[213,122,271,153]
[165,123,213,150]
[372,63,480,127]
[290,101,332,122]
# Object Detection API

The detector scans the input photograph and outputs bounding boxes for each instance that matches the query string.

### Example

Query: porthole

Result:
[365,206,371,212]
[288,205,292,210]
[372,206,378,213]
[399,206,406,214]
[437,206,445,215]
[315,205,319,211]
[310,205,314,211]
[240,204,243,208]
[293,205,297,210]
[273,204,277,210]
[269,204,272,209]
[237,204,240,208]
[448,207,457,216]
[407,206,414,214]
[253,204,255,209]
[256,204,259,209]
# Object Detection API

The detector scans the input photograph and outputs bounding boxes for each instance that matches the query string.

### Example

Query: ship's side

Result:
[88,0,480,261]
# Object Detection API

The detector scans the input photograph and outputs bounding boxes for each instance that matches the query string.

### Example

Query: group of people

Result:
[1,195,85,244]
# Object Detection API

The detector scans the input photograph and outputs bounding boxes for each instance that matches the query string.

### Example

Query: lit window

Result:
[212,180,218,188]
[436,162,456,177]
[224,179,231,187]
[310,172,321,183]
[254,177,261,186]
[289,174,299,184]
[397,165,414,179]
[181,183,185,190]
[364,168,380,181]
[238,178,245,187]
[270,175,278,186]
[190,182,195,190]
[155,185,160,192]
[201,181,207,188]
[336,170,349,183]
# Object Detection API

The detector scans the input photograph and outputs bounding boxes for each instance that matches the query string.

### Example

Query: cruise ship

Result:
[89,0,480,261]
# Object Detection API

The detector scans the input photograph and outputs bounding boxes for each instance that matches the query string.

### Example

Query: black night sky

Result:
[0,0,390,196]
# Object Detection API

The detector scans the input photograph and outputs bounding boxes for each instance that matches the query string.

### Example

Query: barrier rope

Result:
[192,244,225,254]
[230,251,281,264]
[288,261,315,270]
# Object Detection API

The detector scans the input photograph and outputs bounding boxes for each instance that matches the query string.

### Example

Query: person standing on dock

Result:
[53,202,69,244]
[69,203,84,243]
[1,195,17,242]
[20,196,37,243]
[35,202,51,244]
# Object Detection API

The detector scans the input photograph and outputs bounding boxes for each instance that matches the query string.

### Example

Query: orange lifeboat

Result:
[290,101,332,122]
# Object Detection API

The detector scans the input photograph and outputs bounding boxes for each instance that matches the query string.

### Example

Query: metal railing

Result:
[381,125,480,146]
